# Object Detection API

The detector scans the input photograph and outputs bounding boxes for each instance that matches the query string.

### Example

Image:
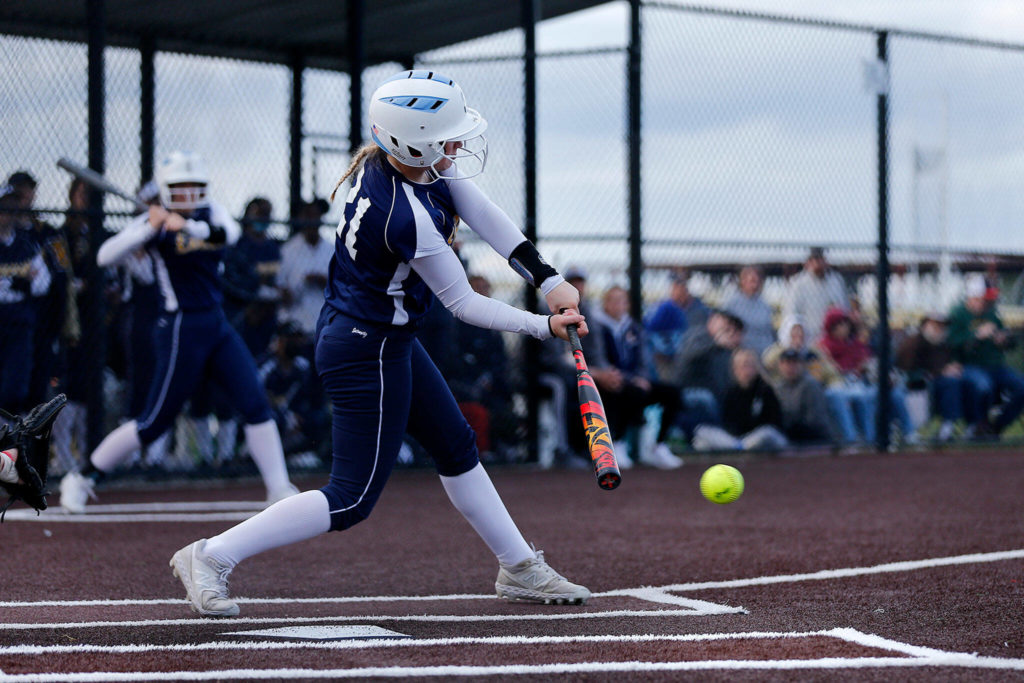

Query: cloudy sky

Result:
[3,1,1023,279]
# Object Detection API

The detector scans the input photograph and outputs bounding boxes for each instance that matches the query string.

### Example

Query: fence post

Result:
[522,0,540,463]
[874,30,892,451]
[628,0,643,320]
[85,0,107,452]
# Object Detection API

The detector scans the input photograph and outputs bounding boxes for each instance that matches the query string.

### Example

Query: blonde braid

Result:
[331,144,383,201]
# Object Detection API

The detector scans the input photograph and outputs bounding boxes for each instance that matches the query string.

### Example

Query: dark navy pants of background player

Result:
[315,308,479,532]
[136,308,272,444]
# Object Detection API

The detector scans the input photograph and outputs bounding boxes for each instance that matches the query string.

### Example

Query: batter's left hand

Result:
[545,280,580,314]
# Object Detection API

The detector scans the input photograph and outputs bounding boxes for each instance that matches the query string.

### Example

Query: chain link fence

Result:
[2,1,1024,487]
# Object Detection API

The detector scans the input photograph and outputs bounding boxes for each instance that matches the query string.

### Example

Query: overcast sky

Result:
[3,1,1023,283]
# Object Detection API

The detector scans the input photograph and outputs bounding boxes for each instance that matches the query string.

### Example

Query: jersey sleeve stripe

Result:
[404,184,448,259]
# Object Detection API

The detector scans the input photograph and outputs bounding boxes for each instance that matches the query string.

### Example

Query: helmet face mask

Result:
[369,71,489,181]
[157,151,210,211]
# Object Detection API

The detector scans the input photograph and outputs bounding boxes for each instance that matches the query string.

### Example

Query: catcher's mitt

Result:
[0,394,67,521]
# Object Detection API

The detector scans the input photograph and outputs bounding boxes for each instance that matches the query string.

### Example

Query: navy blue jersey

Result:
[145,201,234,313]
[325,155,459,326]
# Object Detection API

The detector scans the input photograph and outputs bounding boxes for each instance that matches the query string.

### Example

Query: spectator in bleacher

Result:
[444,275,520,462]
[0,184,51,414]
[724,264,775,355]
[818,306,918,445]
[763,314,860,444]
[678,309,745,425]
[895,311,972,443]
[278,198,332,342]
[7,171,77,410]
[782,246,849,342]
[692,348,788,452]
[222,197,280,356]
[948,273,1024,438]
[772,348,840,446]
[258,322,328,468]
[589,285,683,469]
[645,268,710,386]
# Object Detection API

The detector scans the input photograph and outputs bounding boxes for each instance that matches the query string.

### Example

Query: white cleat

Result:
[59,471,96,513]
[640,443,684,469]
[265,482,300,507]
[496,548,590,605]
[611,441,634,469]
[170,539,239,617]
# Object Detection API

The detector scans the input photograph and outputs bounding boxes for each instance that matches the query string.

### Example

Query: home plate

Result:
[223,625,411,640]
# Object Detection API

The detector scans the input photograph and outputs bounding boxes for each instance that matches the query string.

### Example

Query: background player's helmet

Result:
[156,151,210,211]
[369,70,488,179]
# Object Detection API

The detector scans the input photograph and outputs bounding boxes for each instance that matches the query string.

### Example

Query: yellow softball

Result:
[700,464,744,504]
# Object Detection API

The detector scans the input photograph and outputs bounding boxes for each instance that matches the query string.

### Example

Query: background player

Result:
[59,151,297,512]
[171,70,591,616]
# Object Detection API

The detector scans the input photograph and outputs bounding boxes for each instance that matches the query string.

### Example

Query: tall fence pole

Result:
[522,0,540,462]
[290,50,305,215]
[874,30,892,452]
[628,0,643,319]
[85,0,107,451]
[347,0,365,156]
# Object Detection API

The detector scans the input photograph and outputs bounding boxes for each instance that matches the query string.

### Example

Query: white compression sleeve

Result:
[96,215,157,267]
[443,174,524,259]
[411,249,552,340]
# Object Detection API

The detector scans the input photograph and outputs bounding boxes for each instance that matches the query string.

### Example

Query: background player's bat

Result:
[57,157,148,212]
[566,323,621,490]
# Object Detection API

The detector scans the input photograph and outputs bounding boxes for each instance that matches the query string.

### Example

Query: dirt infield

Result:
[1,448,1023,680]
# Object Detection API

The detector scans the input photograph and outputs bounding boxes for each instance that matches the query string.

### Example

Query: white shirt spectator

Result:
[277,232,334,334]
[782,268,848,342]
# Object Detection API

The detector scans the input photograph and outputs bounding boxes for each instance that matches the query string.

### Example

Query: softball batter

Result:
[171,70,591,615]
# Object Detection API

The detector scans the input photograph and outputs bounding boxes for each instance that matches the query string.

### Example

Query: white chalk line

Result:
[607,548,1024,594]
[3,547,1020,610]
[3,500,265,522]
[0,629,862,655]
[2,654,1024,681]
[5,512,256,523]
[0,608,712,631]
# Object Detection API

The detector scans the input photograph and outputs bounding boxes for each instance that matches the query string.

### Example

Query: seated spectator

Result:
[590,285,683,469]
[895,312,973,442]
[257,323,329,467]
[765,314,869,445]
[772,348,840,446]
[0,185,52,415]
[818,307,918,445]
[724,265,775,355]
[446,275,520,461]
[948,273,1024,438]
[678,310,745,425]
[645,268,710,386]
[692,348,788,452]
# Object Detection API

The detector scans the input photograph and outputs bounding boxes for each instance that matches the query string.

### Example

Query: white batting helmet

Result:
[156,150,209,211]
[369,70,488,179]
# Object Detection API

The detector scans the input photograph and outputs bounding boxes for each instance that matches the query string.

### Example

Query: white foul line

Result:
[605,548,1024,594]
[0,629,855,655]
[0,608,712,632]
[1,654,1024,681]
[2,547,1021,610]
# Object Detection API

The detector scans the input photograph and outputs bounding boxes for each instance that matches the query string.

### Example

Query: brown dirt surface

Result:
[1,448,1023,681]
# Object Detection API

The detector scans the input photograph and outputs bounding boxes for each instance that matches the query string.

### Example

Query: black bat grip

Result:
[565,323,583,353]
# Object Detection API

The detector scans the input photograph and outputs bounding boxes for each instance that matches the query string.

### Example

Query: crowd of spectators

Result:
[3,167,1022,474]
[539,248,1024,469]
